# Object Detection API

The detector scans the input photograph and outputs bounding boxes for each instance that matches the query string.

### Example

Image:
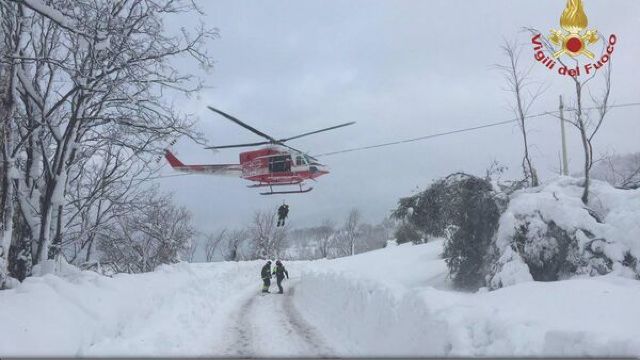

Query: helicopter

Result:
[164,106,355,195]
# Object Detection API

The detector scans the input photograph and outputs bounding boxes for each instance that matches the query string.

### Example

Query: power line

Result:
[141,173,195,181]
[314,102,640,157]
[315,118,522,157]
[103,171,196,185]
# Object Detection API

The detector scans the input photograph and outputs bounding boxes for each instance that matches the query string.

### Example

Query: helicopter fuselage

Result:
[239,146,329,185]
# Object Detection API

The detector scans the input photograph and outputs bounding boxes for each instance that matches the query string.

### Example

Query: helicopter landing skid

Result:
[260,187,313,195]
[256,182,313,195]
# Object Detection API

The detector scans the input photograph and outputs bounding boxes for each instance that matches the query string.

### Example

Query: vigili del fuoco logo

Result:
[531,0,617,77]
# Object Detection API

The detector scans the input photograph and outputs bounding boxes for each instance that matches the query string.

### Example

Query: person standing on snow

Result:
[272,260,289,294]
[261,260,272,293]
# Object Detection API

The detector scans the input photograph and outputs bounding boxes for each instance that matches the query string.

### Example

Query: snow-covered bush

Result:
[440,174,501,289]
[488,177,640,289]
[392,179,450,240]
[393,173,501,289]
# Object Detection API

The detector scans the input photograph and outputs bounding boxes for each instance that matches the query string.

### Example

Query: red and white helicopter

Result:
[164,106,355,195]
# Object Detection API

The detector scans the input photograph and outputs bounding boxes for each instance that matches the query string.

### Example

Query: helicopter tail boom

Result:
[164,149,242,177]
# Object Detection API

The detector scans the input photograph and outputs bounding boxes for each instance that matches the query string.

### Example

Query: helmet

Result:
[266,260,271,265]
[276,260,282,265]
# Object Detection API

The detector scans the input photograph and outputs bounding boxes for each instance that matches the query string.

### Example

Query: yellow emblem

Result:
[549,0,599,59]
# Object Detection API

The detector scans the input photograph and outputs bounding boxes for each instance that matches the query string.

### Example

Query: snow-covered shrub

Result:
[440,174,501,289]
[510,219,582,281]
[488,177,640,289]
[392,180,450,239]
[393,173,501,289]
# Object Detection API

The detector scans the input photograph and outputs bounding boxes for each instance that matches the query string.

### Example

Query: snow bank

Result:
[295,241,640,357]
[294,241,452,356]
[0,261,261,356]
[311,241,449,289]
[295,271,451,356]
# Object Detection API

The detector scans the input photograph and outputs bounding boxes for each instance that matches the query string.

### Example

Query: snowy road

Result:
[4,242,640,357]
[223,279,333,357]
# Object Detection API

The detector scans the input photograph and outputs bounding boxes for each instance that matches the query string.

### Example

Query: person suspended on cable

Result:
[272,260,289,294]
[261,260,272,293]
[277,203,289,227]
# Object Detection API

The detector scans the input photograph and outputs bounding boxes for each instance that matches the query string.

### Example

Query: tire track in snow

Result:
[226,280,333,357]
[282,285,333,357]
[224,289,256,357]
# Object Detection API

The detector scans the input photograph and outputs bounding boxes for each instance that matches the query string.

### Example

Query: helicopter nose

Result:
[309,164,329,176]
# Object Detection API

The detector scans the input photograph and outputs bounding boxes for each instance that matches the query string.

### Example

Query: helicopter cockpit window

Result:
[296,155,306,166]
[269,155,291,173]
[304,155,316,165]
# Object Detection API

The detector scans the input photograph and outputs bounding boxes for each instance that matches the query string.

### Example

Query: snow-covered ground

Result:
[2,241,640,357]
[296,241,640,357]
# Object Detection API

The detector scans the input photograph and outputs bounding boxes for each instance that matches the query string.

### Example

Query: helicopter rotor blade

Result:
[207,106,353,162]
[207,106,277,143]
[306,153,320,162]
[204,141,271,150]
[278,121,356,143]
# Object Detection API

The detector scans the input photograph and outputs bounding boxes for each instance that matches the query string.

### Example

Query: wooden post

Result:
[559,95,569,176]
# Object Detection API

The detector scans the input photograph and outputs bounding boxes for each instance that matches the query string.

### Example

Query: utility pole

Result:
[559,95,569,176]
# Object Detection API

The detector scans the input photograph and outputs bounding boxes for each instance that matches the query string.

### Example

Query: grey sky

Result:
[158,0,640,233]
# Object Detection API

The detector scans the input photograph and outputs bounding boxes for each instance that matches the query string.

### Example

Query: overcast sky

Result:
[157,0,640,233]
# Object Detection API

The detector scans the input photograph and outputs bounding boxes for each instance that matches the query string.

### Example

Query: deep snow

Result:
[2,240,640,357]
[296,241,640,357]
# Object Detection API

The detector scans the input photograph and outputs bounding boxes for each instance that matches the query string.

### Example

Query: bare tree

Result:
[315,219,336,259]
[248,210,288,260]
[526,28,613,204]
[344,208,361,256]
[185,238,199,263]
[0,1,25,287]
[578,61,612,202]
[496,39,544,187]
[62,144,157,265]
[223,229,248,261]
[0,0,215,280]
[205,229,227,262]
[98,188,194,274]
[592,152,640,189]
